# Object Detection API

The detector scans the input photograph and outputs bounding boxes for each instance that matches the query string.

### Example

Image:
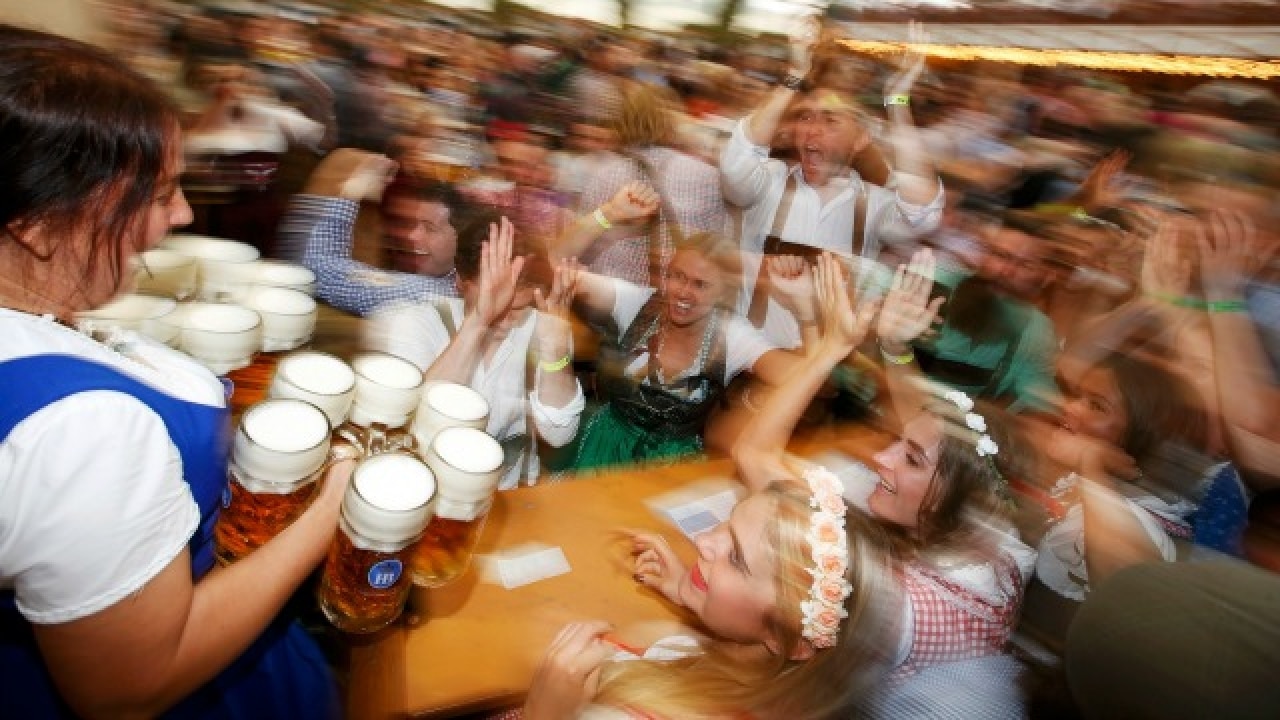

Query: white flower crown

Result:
[943,390,999,458]
[799,467,853,650]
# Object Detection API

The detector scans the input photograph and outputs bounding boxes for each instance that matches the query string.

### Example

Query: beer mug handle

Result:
[386,430,417,455]
[367,423,388,455]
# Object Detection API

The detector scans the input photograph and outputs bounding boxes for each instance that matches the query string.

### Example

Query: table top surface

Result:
[346,426,888,720]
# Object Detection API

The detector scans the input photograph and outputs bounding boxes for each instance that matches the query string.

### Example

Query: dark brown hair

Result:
[0,24,180,290]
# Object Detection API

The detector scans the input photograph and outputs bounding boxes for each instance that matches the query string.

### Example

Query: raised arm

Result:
[882,22,941,207]
[550,181,660,264]
[875,249,945,426]
[424,217,525,386]
[734,253,878,492]
[531,259,586,423]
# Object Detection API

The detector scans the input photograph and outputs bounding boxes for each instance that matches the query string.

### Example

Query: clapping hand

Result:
[523,621,616,720]
[814,253,878,357]
[473,217,526,328]
[876,248,943,354]
[534,258,580,361]
[1196,210,1271,301]
[1140,215,1192,300]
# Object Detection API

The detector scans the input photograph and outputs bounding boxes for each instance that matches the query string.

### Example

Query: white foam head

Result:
[353,353,423,390]
[355,454,435,511]
[433,427,504,474]
[250,286,316,316]
[243,399,329,453]
[279,352,356,395]
[183,303,260,333]
[425,383,489,423]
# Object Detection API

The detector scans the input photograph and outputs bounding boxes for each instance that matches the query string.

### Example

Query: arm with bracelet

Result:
[881,22,941,207]
[550,181,660,264]
[875,249,945,426]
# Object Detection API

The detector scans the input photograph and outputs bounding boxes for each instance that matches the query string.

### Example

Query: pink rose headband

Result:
[799,467,854,649]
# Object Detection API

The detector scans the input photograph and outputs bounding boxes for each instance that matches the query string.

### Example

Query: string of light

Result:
[838,40,1280,79]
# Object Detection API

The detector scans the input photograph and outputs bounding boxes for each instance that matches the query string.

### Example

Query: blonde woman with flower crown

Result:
[733,253,1036,712]
[514,466,901,720]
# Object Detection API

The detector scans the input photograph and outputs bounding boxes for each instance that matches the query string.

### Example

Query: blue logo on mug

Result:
[368,559,403,590]
[221,486,232,509]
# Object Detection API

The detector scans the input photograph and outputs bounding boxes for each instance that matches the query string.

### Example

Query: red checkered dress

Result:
[893,554,1026,678]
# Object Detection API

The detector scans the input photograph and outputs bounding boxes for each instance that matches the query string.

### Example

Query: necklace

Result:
[651,310,718,386]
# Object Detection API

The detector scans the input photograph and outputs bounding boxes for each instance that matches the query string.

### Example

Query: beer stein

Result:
[319,453,436,634]
[409,427,504,587]
[215,399,331,565]
[333,352,424,459]
[409,382,490,452]
[268,351,357,429]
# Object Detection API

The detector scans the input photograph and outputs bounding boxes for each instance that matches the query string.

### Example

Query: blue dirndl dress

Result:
[0,354,340,719]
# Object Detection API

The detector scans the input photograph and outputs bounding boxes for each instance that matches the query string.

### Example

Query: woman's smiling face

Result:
[869,413,944,530]
[664,249,726,328]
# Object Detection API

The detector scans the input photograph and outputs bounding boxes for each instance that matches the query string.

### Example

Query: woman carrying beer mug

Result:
[0,26,348,718]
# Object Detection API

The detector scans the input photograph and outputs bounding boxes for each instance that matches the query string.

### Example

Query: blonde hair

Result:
[667,231,744,310]
[594,481,899,719]
[609,82,678,148]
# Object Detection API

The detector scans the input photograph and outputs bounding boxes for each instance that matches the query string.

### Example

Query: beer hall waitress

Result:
[0,26,350,719]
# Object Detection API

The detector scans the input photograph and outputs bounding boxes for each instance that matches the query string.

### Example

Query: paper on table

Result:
[644,477,745,540]
[478,543,571,589]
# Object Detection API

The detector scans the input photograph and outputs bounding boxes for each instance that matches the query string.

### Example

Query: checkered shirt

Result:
[276,195,459,317]
[894,555,1025,679]
[576,147,728,286]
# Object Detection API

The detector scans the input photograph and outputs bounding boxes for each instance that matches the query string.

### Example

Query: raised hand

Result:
[473,217,526,328]
[788,14,822,76]
[523,620,616,720]
[815,253,878,356]
[304,148,398,201]
[1140,216,1191,300]
[533,258,580,360]
[1076,149,1130,210]
[876,248,943,353]
[1196,210,1270,301]
[765,255,817,323]
[600,181,660,225]
[885,21,929,98]
[623,529,686,607]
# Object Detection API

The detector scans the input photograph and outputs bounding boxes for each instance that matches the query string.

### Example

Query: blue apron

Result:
[0,354,340,719]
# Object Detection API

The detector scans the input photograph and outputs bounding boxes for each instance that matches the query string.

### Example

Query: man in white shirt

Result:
[720,20,944,349]
[365,211,584,490]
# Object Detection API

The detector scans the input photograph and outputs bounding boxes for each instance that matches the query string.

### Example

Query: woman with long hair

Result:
[0,26,346,718]
[522,469,900,719]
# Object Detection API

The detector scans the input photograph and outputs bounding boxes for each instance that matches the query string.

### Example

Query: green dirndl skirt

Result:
[566,403,704,474]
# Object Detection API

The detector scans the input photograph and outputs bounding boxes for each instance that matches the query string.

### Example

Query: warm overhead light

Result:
[838,40,1280,79]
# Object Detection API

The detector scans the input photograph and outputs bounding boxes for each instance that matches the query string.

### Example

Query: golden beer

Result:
[317,453,435,634]
[214,469,318,565]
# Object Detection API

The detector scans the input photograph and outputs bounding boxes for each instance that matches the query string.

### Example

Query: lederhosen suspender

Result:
[747,174,870,327]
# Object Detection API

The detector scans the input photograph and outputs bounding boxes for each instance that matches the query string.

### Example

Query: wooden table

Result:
[346,426,888,720]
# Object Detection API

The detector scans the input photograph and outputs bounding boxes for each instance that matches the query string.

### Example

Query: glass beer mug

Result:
[332,352,424,460]
[409,427,504,587]
[215,399,331,565]
[319,453,436,634]
[268,351,357,429]
[409,381,489,452]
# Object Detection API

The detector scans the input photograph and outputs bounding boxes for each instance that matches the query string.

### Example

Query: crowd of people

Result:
[3,1,1280,718]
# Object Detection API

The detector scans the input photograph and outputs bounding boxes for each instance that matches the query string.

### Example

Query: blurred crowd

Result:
[77,0,1280,717]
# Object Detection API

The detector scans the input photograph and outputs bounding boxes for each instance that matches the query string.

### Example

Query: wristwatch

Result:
[780,72,806,92]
